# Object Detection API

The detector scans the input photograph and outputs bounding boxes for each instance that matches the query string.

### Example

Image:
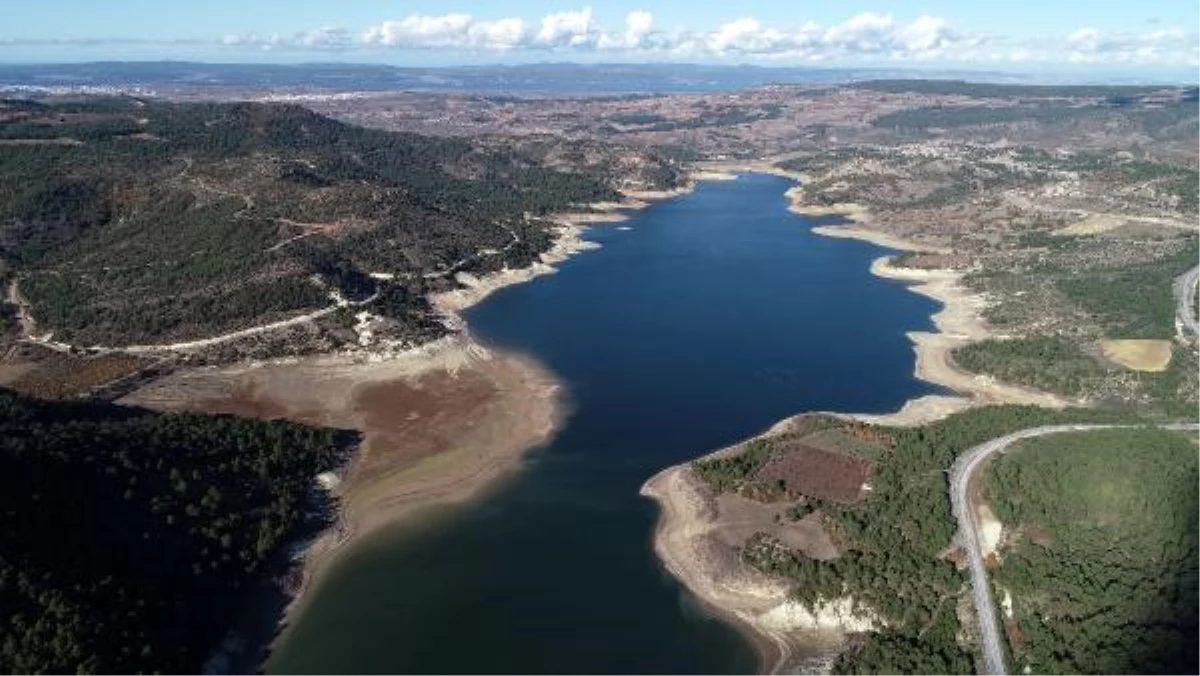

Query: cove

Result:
[268,173,941,673]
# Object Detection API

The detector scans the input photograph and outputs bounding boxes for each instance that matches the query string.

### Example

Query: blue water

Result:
[268,173,940,674]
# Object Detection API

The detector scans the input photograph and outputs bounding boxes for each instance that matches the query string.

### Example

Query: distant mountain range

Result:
[1,61,1188,97]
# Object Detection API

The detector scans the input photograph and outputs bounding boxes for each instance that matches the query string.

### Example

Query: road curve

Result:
[1174,265,1199,336]
[949,422,1199,675]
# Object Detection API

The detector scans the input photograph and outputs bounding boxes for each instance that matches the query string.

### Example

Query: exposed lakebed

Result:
[268,173,941,673]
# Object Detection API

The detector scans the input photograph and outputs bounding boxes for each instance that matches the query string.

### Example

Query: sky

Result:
[4,1,1199,75]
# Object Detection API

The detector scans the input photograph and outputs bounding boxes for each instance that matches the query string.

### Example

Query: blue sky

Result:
[4,1,1198,72]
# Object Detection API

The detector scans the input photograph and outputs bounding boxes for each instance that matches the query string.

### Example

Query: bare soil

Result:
[754,443,875,504]
[713,493,839,561]
[1099,339,1173,372]
[121,336,563,613]
[2,349,153,399]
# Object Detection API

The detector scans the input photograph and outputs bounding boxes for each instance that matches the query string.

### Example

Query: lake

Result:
[267,173,941,673]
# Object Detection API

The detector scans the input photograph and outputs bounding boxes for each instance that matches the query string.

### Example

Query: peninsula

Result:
[641,80,1198,674]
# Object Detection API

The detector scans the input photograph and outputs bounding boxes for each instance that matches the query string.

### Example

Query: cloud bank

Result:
[9,7,1198,67]
[348,10,978,60]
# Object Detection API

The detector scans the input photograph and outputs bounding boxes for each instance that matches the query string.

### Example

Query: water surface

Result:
[269,173,940,673]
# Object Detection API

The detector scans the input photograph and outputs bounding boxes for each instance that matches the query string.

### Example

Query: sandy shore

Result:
[789,198,872,225]
[641,213,1076,674]
[641,453,876,675]
[811,223,948,254]
[839,231,1072,421]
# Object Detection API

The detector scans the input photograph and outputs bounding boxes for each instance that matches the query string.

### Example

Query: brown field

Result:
[712,492,840,561]
[1099,339,1173,372]
[4,350,153,399]
[754,442,875,503]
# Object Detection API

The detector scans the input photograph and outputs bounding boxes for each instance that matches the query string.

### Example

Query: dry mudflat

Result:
[123,335,563,611]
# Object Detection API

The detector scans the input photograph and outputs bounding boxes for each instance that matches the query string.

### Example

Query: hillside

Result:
[987,428,1198,674]
[0,96,689,673]
[688,406,1148,673]
[0,97,681,354]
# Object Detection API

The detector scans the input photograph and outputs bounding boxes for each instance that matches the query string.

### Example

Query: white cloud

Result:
[295,27,353,49]
[687,12,967,60]
[361,14,470,48]
[896,16,956,54]
[30,7,1174,68]
[472,18,528,50]
[534,7,598,48]
[823,11,895,53]
[359,13,531,51]
[1068,27,1101,47]
[222,27,351,51]
[626,10,654,44]
[344,9,1200,66]
[598,10,656,50]
[707,18,780,54]
[1008,25,1199,66]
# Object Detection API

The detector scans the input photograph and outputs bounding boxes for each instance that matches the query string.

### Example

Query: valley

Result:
[0,68,1196,675]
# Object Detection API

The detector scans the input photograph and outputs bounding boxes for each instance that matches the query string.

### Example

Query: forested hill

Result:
[0,387,355,673]
[0,97,681,350]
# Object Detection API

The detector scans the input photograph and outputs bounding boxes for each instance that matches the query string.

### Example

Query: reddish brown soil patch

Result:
[121,344,563,643]
[1026,523,1055,548]
[944,546,967,568]
[840,421,896,449]
[753,442,875,503]
[7,352,152,399]
[1004,618,1024,649]
[985,552,1000,569]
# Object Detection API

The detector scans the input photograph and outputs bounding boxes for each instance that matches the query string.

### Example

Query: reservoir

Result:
[268,173,941,673]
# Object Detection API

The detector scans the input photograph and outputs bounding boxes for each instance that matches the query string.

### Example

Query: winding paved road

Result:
[1174,265,1199,336]
[949,422,1199,675]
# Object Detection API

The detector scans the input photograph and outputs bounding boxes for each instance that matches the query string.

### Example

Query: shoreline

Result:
[125,333,565,671]
[281,338,565,626]
[640,197,1074,673]
[141,173,718,671]
[430,176,710,319]
[641,461,863,675]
